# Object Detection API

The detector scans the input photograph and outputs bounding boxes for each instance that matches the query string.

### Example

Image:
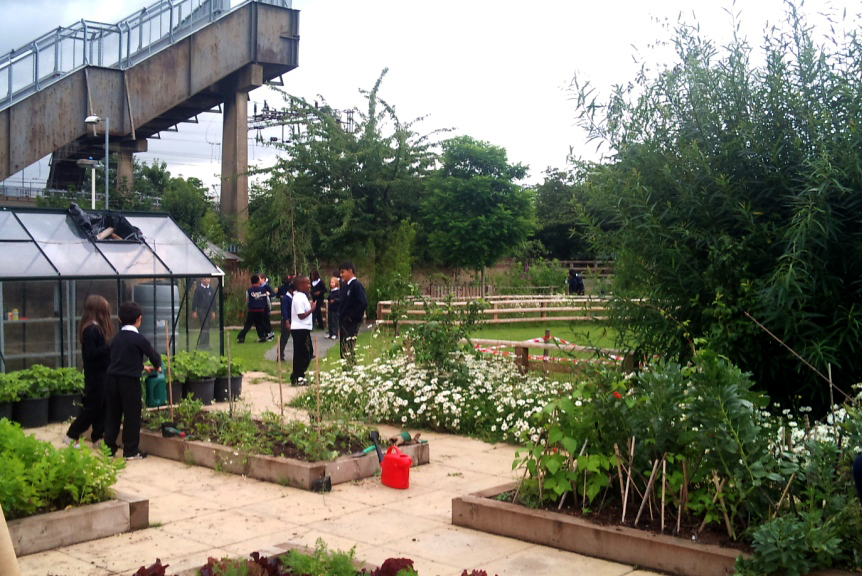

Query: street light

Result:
[75,157,102,210]
[84,115,109,210]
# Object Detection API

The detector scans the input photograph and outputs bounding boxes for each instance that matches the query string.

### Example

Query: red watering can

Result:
[381,445,412,489]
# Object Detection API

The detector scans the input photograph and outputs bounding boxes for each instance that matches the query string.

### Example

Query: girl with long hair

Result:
[65,295,115,447]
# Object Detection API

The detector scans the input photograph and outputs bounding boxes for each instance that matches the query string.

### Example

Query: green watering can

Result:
[145,372,167,408]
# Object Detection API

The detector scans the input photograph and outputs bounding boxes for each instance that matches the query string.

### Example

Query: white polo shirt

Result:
[291,292,313,330]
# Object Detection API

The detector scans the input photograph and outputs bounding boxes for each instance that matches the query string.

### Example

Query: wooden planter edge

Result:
[138,429,430,491]
[451,482,854,576]
[8,492,149,557]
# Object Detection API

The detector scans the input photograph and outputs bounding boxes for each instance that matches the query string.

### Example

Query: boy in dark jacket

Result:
[237,275,269,343]
[279,282,294,362]
[338,261,367,367]
[103,301,162,459]
[327,276,341,340]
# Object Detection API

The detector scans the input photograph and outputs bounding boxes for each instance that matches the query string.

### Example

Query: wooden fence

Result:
[376,295,611,326]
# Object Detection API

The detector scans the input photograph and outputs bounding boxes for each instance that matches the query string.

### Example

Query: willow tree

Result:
[574,4,862,408]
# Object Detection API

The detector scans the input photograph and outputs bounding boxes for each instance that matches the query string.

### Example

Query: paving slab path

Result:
[17,373,661,576]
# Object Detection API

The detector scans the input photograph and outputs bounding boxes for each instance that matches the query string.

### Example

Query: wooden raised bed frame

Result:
[138,429,430,490]
[7,491,148,557]
[452,482,853,576]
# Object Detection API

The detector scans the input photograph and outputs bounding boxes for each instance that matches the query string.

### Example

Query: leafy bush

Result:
[217,355,245,378]
[170,351,220,381]
[0,372,22,403]
[406,294,485,370]
[0,418,124,520]
[51,367,85,395]
[509,351,862,573]
[14,364,54,399]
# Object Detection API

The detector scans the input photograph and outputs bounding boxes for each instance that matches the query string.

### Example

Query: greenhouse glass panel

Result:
[16,212,114,276]
[98,242,171,276]
[129,215,217,276]
[0,212,29,240]
[0,242,56,277]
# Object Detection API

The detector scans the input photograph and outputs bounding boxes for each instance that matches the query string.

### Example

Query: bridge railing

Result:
[0,0,292,112]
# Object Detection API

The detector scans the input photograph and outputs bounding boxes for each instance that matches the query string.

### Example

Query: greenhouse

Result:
[0,206,224,372]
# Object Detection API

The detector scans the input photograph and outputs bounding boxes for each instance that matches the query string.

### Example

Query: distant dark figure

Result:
[191,277,216,349]
[259,274,277,341]
[310,268,326,331]
[237,275,269,343]
[567,269,585,295]
[338,261,368,367]
[279,283,293,363]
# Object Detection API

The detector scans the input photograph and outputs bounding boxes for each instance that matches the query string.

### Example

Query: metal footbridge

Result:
[0,0,299,224]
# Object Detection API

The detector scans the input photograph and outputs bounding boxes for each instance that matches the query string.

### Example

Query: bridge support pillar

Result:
[221,64,262,240]
[117,149,135,196]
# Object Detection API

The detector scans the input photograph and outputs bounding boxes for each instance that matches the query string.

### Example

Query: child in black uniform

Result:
[103,301,162,459]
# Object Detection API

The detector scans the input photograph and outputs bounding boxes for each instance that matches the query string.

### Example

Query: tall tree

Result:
[573,5,862,408]
[422,135,534,289]
[533,167,593,260]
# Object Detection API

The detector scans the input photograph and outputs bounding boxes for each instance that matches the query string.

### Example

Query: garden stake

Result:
[677,459,688,535]
[314,335,321,432]
[634,455,662,526]
[622,436,635,523]
[773,472,796,518]
[712,470,735,539]
[165,323,175,422]
[661,456,666,533]
[613,443,625,514]
[696,477,725,534]
[225,329,233,417]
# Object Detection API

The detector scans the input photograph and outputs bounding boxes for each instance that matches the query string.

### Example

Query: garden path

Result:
[17,390,661,576]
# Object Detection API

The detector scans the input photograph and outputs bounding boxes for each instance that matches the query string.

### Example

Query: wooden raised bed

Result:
[138,429,430,490]
[452,482,853,576]
[7,491,148,556]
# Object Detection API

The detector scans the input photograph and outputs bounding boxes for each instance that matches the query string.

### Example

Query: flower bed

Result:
[452,483,853,576]
[291,351,572,443]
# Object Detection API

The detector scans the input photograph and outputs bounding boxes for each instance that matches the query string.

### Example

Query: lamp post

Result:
[75,157,100,209]
[84,115,109,210]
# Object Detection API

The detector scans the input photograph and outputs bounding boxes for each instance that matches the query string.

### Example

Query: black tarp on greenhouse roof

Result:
[0,207,222,279]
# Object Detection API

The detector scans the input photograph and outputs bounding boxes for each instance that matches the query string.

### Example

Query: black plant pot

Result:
[13,396,50,428]
[214,375,243,402]
[49,392,82,423]
[0,401,12,421]
[184,378,215,405]
[167,380,185,405]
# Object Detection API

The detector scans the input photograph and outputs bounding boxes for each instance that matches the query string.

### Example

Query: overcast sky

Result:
[1,0,857,194]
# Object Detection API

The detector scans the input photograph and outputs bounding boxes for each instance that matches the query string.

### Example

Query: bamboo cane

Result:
[613,443,626,514]
[622,436,635,523]
[226,329,233,417]
[634,455,662,526]
[315,334,321,432]
[712,470,735,539]
[661,456,667,533]
[558,439,589,510]
[697,478,725,534]
[277,335,284,422]
[773,472,797,518]
[165,323,174,422]
[677,459,687,534]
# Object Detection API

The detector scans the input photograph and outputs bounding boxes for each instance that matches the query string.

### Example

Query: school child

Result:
[65,295,115,447]
[103,301,162,459]
[310,268,326,331]
[237,274,269,343]
[279,282,294,362]
[327,276,341,340]
[290,275,317,385]
[338,261,368,366]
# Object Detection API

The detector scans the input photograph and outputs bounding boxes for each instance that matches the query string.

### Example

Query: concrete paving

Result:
[17,373,661,576]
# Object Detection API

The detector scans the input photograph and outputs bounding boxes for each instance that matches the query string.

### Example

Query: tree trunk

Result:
[480,267,486,296]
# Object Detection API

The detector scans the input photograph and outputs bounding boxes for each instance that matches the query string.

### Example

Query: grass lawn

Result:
[219,321,627,372]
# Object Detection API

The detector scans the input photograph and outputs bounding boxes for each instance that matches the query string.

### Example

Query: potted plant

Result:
[214,356,244,402]
[177,351,219,405]
[156,354,184,406]
[12,364,53,428]
[0,372,22,421]
[48,367,84,422]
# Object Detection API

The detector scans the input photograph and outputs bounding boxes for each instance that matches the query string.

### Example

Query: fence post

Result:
[540,301,546,319]
[376,301,383,323]
[515,345,529,375]
[543,329,551,375]
[493,301,498,322]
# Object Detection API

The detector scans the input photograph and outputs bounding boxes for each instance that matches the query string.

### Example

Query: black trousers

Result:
[66,368,106,442]
[195,308,212,349]
[312,299,324,330]
[290,329,313,384]
[237,310,266,341]
[279,320,291,361]
[340,318,360,366]
[104,374,143,457]
[264,300,273,336]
